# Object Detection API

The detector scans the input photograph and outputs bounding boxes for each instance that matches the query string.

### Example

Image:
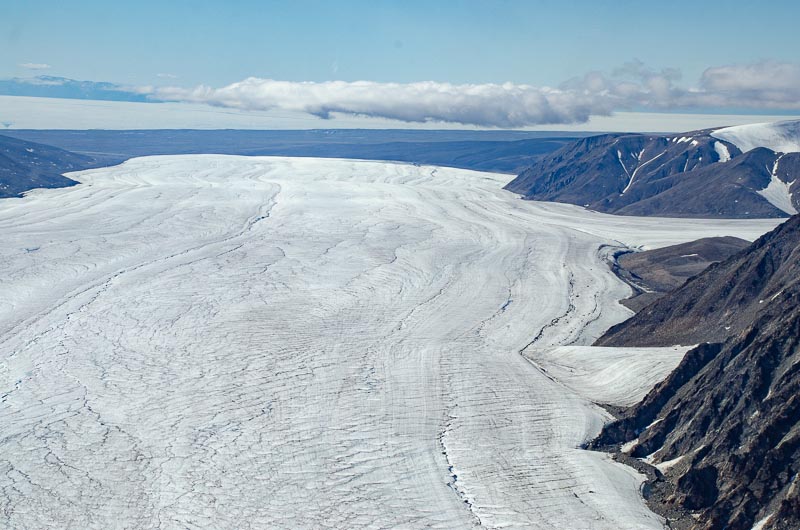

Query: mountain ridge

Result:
[0,134,96,198]
[506,120,800,218]
[592,215,800,530]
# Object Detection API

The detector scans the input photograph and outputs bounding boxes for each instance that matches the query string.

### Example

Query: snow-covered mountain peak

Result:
[711,119,800,154]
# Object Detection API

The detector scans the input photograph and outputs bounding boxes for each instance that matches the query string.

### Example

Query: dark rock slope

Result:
[593,215,800,530]
[0,134,96,198]
[613,236,750,312]
[505,129,800,218]
[598,216,800,346]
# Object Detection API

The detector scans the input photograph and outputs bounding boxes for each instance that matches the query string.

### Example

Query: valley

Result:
[0,156,779,528]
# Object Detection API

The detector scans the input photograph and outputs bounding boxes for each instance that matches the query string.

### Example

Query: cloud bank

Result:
[698,61,800,109]
[152,80,614,128]
[2,61,798,127]
[148,60,800,127]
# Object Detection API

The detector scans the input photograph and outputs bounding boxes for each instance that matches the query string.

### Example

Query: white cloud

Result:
[564,60,800,114]
[152,79,617,128]
[19,63,51,70]
[5,60,800,128]
[3,95,797,131]
[147,61,800,127]
[157,73,178,79]
[697,61,800,108]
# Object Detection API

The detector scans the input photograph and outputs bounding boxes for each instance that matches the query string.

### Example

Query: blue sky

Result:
[4,0,799,86]
[2,0,800,129]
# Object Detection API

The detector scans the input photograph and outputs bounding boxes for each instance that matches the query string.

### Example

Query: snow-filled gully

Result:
[0,156,781,529]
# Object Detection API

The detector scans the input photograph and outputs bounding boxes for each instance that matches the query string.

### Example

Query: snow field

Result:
[712,119,800,154]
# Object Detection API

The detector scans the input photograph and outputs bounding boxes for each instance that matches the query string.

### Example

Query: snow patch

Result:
[622,150,665,195]
[714,141,731,162]
[642,450,660,465]
[756,155,797,215]
[621,439,639,453]
[751,513,774,530]
[617,150,632,181]
[655,455,685,473]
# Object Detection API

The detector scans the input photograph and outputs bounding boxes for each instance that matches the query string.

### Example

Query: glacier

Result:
[712,119,800,154]
[0,156,781,529]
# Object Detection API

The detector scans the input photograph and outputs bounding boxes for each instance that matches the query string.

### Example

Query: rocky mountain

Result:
[598,215,800,347]
[612,236,750,312]
[593,215,800,530]
[0,134,96,198]
[505,120,800,219]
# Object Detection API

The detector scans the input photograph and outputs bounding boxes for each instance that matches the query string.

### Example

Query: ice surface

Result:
[0,156,781,529]
[524,345,690,407]
[712,119,800,154]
